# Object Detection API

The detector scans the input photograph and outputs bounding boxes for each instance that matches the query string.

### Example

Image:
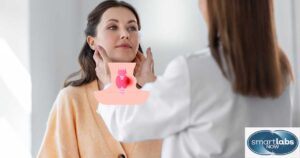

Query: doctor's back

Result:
[175,49,292,158]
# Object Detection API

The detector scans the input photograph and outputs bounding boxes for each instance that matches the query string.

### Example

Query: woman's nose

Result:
[120,30,129,39]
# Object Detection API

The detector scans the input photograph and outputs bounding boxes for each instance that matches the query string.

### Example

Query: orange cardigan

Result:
[37,80,161,158]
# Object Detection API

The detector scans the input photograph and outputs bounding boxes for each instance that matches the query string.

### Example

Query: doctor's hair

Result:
[207,0,293,98]
[64,0,142,87]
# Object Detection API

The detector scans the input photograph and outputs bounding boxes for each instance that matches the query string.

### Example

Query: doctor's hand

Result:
[134,47,156,87]
[93,45,111,88]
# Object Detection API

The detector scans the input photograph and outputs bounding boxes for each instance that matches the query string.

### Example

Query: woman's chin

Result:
[112,57,135,63]
[111,55,135,62]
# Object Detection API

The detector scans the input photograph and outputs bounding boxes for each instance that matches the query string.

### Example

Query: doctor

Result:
[94,0,294,157]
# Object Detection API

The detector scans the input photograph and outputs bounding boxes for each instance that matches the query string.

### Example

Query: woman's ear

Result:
[87,36,95,50]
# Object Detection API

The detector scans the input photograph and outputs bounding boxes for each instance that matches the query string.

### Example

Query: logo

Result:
[247,130,298,155]
[245,128,300,158]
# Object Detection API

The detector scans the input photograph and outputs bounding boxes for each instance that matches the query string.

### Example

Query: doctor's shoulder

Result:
[166,48,212,69]
[184,48,213,63]
[160,48,217,85]
[182,48,218,71]
[163,48,216,75]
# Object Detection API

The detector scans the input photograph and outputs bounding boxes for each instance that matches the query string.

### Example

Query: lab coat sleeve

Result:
[98,56,191,142]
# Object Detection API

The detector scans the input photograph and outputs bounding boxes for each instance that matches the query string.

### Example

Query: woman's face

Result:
[89,7,139,62]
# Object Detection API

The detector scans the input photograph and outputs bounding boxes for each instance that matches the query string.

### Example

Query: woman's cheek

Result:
[100,36,116,56]
[132,36,139,52]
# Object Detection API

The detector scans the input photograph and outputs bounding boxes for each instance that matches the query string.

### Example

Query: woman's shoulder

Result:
[54,84,89,106]
[60,84,85,97]
[60,85,85,96]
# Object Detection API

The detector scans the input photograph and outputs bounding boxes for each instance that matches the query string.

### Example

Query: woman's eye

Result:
[128,26,137,32]
[108,25,117,30]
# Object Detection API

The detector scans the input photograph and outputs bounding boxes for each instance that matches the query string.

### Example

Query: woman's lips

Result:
[115,44,132,49]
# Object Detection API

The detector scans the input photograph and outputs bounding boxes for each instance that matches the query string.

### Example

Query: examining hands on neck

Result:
[93,45,157,89]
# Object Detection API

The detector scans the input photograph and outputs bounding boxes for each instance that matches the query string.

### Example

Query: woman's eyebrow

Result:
[107,19,119,23]
[128,20,137,24]
[106,19,137,24]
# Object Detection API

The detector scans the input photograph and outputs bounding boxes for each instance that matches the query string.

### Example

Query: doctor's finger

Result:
[138,49,148,61]
[151,60,155,73]
[135,53,142,63]
[146,48,154,63]
[97,46,110,62]
[137,51,146,61]
[93,48,102,66]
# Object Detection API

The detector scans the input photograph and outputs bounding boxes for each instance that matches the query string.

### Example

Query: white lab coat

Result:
[98,49,292,158]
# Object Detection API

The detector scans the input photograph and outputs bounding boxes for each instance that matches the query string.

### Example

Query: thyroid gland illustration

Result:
[94,63,149,104]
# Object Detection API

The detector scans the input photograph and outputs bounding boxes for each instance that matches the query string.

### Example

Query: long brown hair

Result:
[207,0,293,97]
[64,0,142,87]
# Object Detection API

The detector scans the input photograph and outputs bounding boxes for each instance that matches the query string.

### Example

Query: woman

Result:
[37,0,161,158]
[96,0,294,157]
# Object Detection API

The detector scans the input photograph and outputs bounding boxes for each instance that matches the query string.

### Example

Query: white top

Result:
[98,49,292,158]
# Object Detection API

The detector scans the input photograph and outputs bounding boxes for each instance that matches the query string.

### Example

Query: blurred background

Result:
[0,0,299,157]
